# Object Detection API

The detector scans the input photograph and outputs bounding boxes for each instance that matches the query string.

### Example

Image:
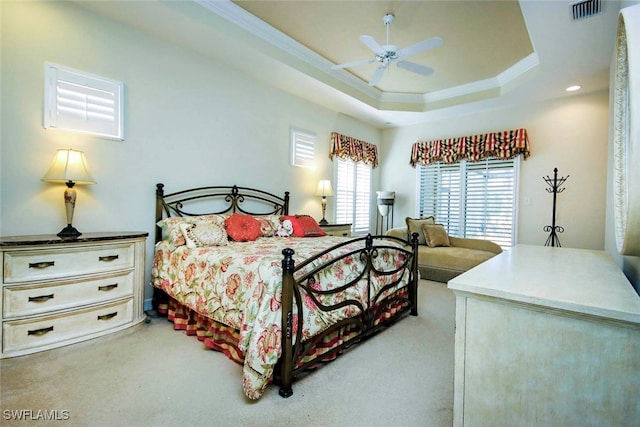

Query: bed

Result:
[151,183,419,399]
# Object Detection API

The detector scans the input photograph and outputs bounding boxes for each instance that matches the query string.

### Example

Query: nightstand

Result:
[320,223,352,237]
[0,232,147,358]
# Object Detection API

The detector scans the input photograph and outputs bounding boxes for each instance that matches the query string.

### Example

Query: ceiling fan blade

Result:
[331,58,376,70]
[359,35,384,54]
[368,66,386,86]
[397,61,434,76]
[398,37,443,58]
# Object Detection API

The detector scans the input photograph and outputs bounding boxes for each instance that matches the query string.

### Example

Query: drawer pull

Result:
[98,312,118,321]
[99,255,119,262]
[28,261,55,269]
[28,294,55,303]
[98,284,118,292]
[28,326,54,336]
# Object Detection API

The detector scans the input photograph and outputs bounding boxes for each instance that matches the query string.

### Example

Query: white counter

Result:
[448,244,640,427]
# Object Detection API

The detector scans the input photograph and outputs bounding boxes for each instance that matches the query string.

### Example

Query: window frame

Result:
[44,62,124,140]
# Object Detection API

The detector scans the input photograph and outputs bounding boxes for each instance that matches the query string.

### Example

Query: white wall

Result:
[380,90,610,251]
[0,1,380,303]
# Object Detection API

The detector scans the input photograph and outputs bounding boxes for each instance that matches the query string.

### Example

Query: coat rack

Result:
[543,168,569,247]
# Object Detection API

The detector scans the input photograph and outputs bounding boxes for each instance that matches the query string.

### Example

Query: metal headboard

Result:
[155,183,290,243]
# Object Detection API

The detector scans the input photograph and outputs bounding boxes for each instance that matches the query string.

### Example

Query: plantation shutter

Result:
[354,161,372,234]
[418,163,462,236]
[336,158,372,235]
[418,158,518,248]
[335,159,354,228]
[44,63,123,140]
[464,158,516,247]
[290,128,316,168]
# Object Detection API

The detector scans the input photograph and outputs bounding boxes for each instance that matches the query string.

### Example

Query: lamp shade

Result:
[376,191,395,217]
[315,180,334,197]
[42,149,96,185]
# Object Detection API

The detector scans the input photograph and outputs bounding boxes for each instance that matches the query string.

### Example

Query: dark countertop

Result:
[0,232,149,247]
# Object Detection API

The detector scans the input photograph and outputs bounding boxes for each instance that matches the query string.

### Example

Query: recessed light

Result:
[566,85,582,92]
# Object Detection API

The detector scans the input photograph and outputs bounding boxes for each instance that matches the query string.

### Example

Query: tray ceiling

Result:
[74,0,618,127]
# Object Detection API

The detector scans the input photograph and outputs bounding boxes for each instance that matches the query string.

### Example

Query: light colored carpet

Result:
[0,280,455,427]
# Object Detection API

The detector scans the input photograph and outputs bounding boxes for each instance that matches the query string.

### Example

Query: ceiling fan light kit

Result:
[332,13,443,86]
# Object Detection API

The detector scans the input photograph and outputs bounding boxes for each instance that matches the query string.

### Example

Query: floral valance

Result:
[329,132,379,169]
[410,128,530,167]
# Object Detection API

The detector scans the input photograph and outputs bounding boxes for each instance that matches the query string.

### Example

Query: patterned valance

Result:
[410,128,530,167]
[329,132,379,169]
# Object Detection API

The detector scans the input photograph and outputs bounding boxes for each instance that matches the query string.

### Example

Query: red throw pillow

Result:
[225,213,263,242]
[284,215,326,237]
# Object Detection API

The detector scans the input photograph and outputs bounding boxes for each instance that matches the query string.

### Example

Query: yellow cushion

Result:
[422,223,451,247]
[405,216,435,245]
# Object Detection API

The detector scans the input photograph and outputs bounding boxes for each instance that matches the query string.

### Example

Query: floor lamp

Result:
[376,191,395,234]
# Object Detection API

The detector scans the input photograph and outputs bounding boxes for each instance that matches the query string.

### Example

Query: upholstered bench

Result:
[386,217,502,283]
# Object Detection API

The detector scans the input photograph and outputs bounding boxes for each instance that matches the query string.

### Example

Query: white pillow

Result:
[179,222,228,248]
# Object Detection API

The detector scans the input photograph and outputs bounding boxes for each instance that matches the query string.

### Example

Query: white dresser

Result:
[1,232,147,358]
[448,245,640,427]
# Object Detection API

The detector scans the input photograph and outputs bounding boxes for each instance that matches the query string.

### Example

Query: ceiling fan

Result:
[331,13,443,87]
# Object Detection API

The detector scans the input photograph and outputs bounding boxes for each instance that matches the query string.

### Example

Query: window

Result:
[335,158,372,234]
[44,63,124,140]
[417,158,518,248]
[290,128,315,168]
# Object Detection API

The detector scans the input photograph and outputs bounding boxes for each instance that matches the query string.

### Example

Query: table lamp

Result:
[315,180,333,225]
[42,149,96,238]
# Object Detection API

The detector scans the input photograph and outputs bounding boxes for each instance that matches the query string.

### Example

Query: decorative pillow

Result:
[422,223,451,247]
[157,214,228,248]
[405,216,436,245]
[255,215,281,237]
[225,213,263,242]
[284,215,327,237]
[179,222,228,249]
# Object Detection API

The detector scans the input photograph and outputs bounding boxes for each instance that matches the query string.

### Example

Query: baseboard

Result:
[144,298,153,311]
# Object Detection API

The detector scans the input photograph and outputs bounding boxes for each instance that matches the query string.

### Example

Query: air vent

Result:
[571,0,602,20]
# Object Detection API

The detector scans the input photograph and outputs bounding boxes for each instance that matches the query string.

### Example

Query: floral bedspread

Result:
[152,235,409,399]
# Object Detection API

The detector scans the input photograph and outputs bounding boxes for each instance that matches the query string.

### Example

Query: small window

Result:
[44,63,124,140]
[290,128,315,168]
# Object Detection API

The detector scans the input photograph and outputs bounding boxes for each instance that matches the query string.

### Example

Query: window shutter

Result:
[464,158,516,247]
[354,162,372,234]
[418,157,518,248]
[335,158,371,234]
[335,159,355,226]
[290,128,316,168]
[44,63,123,140]
[418,162,462,236]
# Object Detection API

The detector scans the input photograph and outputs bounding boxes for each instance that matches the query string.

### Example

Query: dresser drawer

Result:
[325,229,351,237]
[3,243,135,283]
[2,298,133,355]
[321,224,352,237]
[3,271,134,318]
